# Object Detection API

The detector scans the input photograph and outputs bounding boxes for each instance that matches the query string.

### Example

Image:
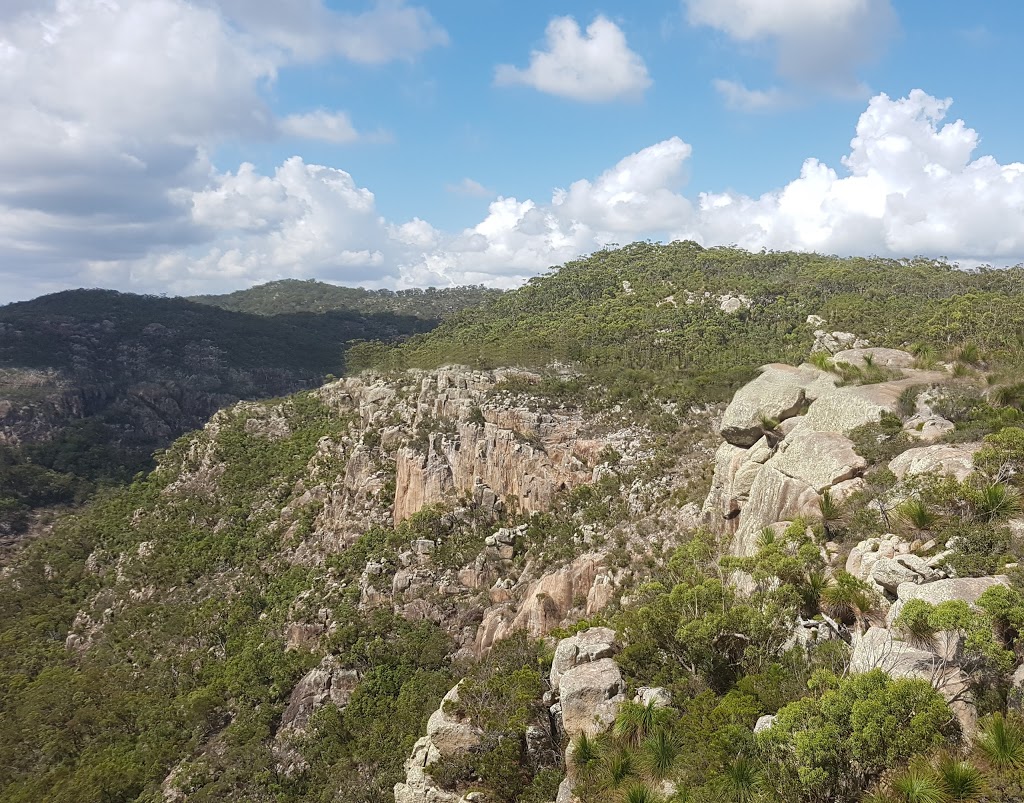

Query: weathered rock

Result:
[279,657,359,735]
[889,443,981,483]
[766,430,866,492]
[731,466,821,557]
[895,576,1010,608]
[702,442,749,520]
[635,687,671,708]
[753,714,777,734]
[558,658,626,739]
[393,683,481,803]
[1010,664,1024,711]
[870,555,943,595]
[719,364,833,447]
[812,330,870,354]
[475,554,610,654]
[550,627,619,693]
[904,414,955,442]
[832,347,916,370]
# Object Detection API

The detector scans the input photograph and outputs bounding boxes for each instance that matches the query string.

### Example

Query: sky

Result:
[1,1,1024,303]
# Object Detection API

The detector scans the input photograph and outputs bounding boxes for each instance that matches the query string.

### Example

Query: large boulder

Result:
[393,683,481,803]
[731,466,820,557]
[425,683,482,757]
[719,364,834,447]
[889,443,981,483]
[279,657,359,735]
[765,430,866,492]
[558,658,626,739]
[895,576,1010,608]
[870,555,943,595]
[550,627,619,694]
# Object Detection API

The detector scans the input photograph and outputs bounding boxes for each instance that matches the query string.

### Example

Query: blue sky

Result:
[1,1,1024,301]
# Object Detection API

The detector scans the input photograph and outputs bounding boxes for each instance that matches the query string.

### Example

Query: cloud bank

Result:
[0,3,1022,300]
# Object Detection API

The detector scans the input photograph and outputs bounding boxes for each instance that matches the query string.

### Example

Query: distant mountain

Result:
[0,285,497,534]
[189,279,502,318]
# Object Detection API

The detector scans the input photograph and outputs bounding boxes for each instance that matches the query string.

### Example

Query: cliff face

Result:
[324,369,605,526]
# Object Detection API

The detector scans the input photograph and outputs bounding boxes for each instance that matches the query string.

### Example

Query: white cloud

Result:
[446,178,494,198]
[713,79,790,112]
[280,110,391,145]
[495,16,651,102]
[687,0,896,95]
[680,90,1024,261]
[210,0,449,64]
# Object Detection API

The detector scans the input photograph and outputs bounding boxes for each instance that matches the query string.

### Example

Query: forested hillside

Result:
[0,286,493,537]
[190,279,502,318]
[4,244,1024,803]
[355,241,1024,407]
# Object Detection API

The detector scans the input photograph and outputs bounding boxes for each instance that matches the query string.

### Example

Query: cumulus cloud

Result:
[0,0,275,298]
[687,0,897,95]
[210,0,449,64]
[680,90,1024,261]
[0,0,432,300]
[446,178,494,198]
[280,110,392,144]
[495,16,651,102]
[713,79,790,112]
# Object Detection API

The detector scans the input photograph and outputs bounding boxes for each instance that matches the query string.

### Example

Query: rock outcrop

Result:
[393,683,482,803]
[889,443,981,483]
[703,354,952,557]
[549,628,625,740]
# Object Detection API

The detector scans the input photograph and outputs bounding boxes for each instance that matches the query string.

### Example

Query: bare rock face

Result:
[550,627,619,694]
[273,656,359,775]
[832,347,916,369]
[558,659,626,739]
[766,430,866,493]
[426,684,482,757]
[279,656,359,735]
[731,466,821,557]
[889,443,981,483]
[702,359,955,559]
[549,628,625,740]
[895,576,1010,609]
[718,364,832,447]
[393,683,481,803]
[475,554,612,655]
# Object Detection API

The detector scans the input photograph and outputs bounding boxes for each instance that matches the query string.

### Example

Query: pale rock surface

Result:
[753,714,777,734]
[558,658,626,739]
[635,686,672,708]
[393,683,481,803]
[731,466,821,557]
[812,330,870,354]
[889,443,981,483]
[904,414,956,442]
[765,430,866,492]
[832,347,916,369]
[719,364,834,447]
[550,627,619,694]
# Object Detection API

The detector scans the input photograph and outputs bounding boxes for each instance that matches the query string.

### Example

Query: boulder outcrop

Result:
[549,628,625,740]
[393,683,482,803]
[703,354,953,559]
[889,443,981,483]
